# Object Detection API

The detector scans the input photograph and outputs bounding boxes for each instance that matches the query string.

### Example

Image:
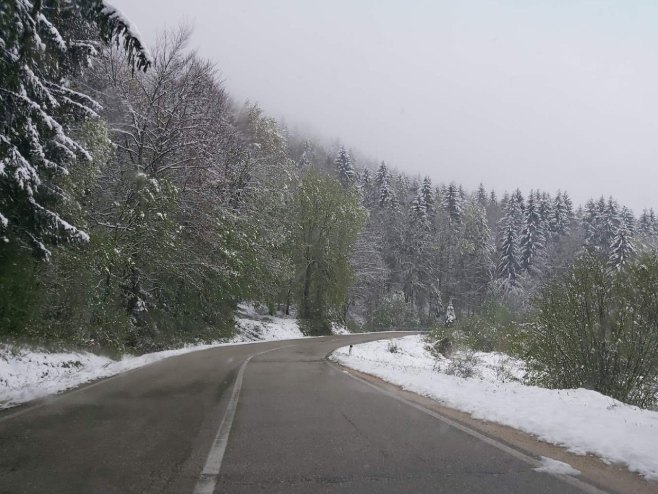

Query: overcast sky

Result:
[113,0,658,213]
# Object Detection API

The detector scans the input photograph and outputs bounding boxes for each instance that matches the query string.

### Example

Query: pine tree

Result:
[411,193,429,229]
[335,146,355,188]
[583,197,609,253]
[476,183,488,207]
[420,176,434,214]
[638,209,652,235]
[497,197,522,284]
[602,198,621,254]
[443,182,463,225]
[1,0,151,256]
[609,224,635,270]
[510,189,525,229]
[379,175,396,208]
[562,191,574,218]
[375,161,388,186]
[519,193,545,273]
[537,192,554,232]
[298,139,314,169]
[638,208,658,245]
[620,206,635,234]
[551,191,570,236]
[460,201,494,309]
[488,190,498,208]
[445,299,456,327]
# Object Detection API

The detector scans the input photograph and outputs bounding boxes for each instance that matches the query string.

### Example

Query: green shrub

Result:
[527,252,658,408]
[428,300,526,355]
[368,293,420,331]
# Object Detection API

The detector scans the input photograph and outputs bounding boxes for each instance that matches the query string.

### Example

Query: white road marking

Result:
[193,345,294,494]
[332,363,611,494]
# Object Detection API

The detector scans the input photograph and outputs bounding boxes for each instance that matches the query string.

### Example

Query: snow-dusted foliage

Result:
[519,193,545,273]
[608,224,635,270]
[0,0,150,255]
[375,161,395,208]
[497,197,522,286]
[442,182,463,225]
[445,299,456,326]
[419,176,434,214]
[335,145,355,188]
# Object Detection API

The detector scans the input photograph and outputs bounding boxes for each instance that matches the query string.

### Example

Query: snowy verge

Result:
[0,308,307,410]
[534,457,581,476]
[330,335,658,481]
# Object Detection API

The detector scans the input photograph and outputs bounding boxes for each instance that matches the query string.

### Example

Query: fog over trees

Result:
[2,5,657,407]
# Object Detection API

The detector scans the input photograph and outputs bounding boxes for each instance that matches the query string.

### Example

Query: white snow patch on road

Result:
[534,457,581,476]
[331,335,658,481]
[1,308,307,410]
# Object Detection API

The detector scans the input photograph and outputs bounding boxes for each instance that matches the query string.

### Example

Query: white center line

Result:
[193,345,294,494]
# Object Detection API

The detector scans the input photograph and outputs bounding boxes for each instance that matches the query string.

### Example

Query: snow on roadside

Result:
[234,305,306,342]
[0,308,307,410]
[534,457,581,476]
[331,322,350,335]
[331,335,658,481]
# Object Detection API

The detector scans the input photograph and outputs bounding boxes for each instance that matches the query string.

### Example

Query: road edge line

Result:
[327,360,610,494]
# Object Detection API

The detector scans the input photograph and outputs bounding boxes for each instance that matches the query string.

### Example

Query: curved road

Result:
[0,334,606,493]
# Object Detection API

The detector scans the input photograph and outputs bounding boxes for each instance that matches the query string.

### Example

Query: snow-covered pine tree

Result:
[602,198,621,254]
[445,299,456,327]
[608,222,635,270]
[420,176,434,215]
[562,191,574,218]
[460,200,495,309]
[411,193,429,228]
[359,168,375,207]
[510,189,525,230]
[376,162,395,208]
[497,197,522,285]
[551,191,570,236]
[442,182,463,225]
[582,199,600,250]
[638,209,653,235]
[458,184,466,202]
[638,209,658,246]
[335,145,355,188]
[583,197,610,253]
[501,191,510,208]
[375,161,388,186]
[620,206,635,234]
[476,183,488,207]
[0,0,151,256]
[537,191,553,233]
[488,190,498,208]
[519,193,545,273]
[298,139,314,169]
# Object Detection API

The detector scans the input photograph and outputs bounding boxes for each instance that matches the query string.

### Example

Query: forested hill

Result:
[2,7,658,357]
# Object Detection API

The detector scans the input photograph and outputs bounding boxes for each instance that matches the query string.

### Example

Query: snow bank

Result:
[234,305,306,342]
[331,323,351,335]
[1,308,306,410]
[331,335,658,480]
[534,457,581,476]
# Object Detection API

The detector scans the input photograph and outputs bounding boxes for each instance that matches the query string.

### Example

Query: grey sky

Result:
[113,0,658,212]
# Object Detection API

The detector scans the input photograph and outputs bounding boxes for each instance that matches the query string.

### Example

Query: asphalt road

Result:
[0,333,605,493]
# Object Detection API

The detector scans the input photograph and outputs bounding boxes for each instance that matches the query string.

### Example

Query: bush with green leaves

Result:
[428,300,526,355]
[527,252,658,408]
[368,292,420,331]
